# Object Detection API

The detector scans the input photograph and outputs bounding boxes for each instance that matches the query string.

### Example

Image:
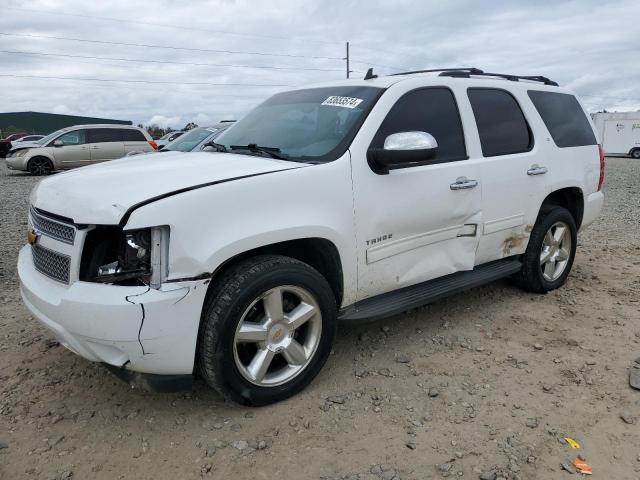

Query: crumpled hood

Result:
[31,151,305,225]
[9,142,42,153]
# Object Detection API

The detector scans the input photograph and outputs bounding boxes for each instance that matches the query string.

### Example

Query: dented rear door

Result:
[464,87,551,264]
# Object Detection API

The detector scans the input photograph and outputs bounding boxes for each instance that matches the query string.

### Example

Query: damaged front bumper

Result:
[18,245,209,379]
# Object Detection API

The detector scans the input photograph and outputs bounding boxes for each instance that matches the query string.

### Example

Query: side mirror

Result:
[367,131,438,174]
[53,139,64,147]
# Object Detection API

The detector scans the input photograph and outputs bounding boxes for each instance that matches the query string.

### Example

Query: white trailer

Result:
[591,112,640,158]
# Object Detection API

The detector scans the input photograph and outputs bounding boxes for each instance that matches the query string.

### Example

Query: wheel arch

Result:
[540,187,584,229]
[205,237,344,309]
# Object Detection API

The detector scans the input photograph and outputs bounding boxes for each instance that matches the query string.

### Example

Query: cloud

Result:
[1,0,639,121]
[145,115,183,129]
[52,104,73,115]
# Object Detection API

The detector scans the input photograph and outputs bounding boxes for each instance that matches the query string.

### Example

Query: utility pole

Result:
[345,41,350,79]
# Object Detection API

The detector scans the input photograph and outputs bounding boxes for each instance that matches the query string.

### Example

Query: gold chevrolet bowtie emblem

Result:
[27,229,39,245]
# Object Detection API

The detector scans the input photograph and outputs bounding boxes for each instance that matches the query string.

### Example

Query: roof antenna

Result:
[364,68,377,80]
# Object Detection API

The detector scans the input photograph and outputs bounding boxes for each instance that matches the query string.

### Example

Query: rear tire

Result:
[631,149,640,159]
[197,255,337,406]
[513,206,577,293]
[27,157,53,176]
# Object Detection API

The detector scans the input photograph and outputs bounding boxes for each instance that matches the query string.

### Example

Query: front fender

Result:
[123,155,358,305]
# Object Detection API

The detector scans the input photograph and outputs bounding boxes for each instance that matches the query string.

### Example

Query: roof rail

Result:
[390,67,484,77]
[364,67,482,80]
[438,70,558,86]
[362,67,558,86]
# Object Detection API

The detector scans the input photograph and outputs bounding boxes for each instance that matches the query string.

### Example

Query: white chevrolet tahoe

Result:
[18,68,605,405]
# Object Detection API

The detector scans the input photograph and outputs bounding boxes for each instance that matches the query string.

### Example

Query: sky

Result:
[1,0,638,128]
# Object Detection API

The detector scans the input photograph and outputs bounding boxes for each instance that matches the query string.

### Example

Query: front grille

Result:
[32,244,71,284]
[30,208,75,245]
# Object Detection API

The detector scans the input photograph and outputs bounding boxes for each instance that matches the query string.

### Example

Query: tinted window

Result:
[371,87,466,163]
[120,129,146,142]
[88,128,123,143]
[527,91,596,147]
[468,88,532,157]
[57,130,86,145]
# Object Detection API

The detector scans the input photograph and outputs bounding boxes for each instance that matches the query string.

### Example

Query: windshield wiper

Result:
[230,144,289,160]
[202,141,228,152]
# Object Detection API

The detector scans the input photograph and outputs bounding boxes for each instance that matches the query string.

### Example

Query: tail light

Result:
[597,144,605,191]
[148,140,158,150]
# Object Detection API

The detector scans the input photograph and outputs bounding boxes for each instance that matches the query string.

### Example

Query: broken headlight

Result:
[80,226,168,288]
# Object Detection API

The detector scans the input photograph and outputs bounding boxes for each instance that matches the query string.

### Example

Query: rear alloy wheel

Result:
[198,255,337,405]
[28,157,53,176]
[631,149,640,159]
[513,206,577,293]
[539,221,572,282]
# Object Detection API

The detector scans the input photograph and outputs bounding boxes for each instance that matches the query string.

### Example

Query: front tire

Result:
[27,157,53,176]
[197,255,337,406]
[631,149,640,160]
[514,206,577,293]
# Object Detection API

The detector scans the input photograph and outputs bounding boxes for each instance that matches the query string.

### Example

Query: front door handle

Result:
[527,165,548,176]
[450,177,479,190]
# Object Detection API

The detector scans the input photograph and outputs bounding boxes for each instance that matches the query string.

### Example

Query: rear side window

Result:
[372,87,467,163]
[88,128,123,143]
[468,88,532,157]
[120,129,146,142]
[527,91,596,147]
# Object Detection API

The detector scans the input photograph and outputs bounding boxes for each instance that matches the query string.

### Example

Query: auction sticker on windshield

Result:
[321,96,364,108]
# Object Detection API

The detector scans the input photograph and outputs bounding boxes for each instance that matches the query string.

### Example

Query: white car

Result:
[154,131,185,149]
[13,135,45,143]
[18,68,604,405]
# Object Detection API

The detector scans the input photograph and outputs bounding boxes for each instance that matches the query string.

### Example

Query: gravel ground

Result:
[1,158,639,480]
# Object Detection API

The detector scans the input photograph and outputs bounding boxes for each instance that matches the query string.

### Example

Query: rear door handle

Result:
[450,177,478,190]
[527,165,548,175]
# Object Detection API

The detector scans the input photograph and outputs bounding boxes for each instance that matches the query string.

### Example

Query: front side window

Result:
[370,87,467,163]
[41,129,68,145]
[527,91,596,148]
[57,130,86,146]
[216,86,382,162]
[468,88,532,157]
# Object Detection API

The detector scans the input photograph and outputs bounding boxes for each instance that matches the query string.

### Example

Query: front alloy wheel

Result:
[28,157,53,176]
[233,285,322,387]
[198,255,337,405]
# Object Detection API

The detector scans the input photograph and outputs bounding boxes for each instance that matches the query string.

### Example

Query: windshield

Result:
[36,128,68,145]
[165,127,219,152]
[216,86,382,163]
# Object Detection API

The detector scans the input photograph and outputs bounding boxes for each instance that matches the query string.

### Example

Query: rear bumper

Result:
[581,191,604,230]
[18,245,209,375]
